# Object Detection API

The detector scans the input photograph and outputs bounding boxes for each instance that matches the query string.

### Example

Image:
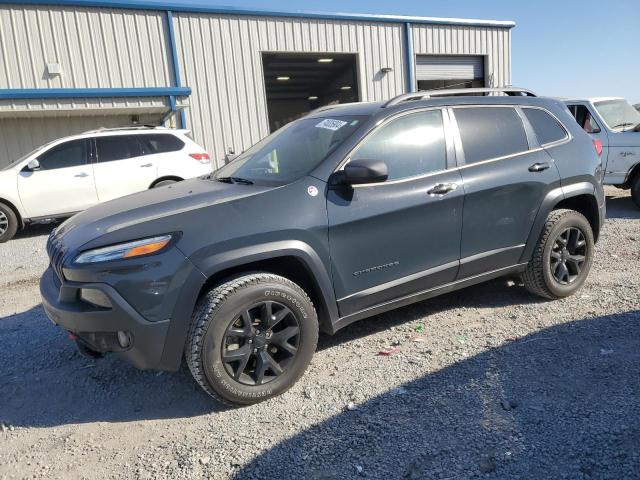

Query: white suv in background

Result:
[0,127,212,242]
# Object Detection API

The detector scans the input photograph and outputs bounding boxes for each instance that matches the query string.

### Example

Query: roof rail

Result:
[383,87,537,107]
[81,125,165,134]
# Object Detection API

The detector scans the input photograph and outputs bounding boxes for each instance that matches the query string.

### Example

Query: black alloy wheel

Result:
[549,227,587,285]
[222,301,300,386]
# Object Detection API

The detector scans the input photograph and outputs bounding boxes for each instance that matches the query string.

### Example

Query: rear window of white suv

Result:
[96,134,185,162]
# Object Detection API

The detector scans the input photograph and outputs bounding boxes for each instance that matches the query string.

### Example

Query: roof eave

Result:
[8,1,516,28]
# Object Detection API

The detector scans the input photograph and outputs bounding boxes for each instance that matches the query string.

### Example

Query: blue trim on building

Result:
[7,1,515,28]
[165,10,181,87]
[404,22,416,93]
[0,87,191,99]
[165,9,188,129]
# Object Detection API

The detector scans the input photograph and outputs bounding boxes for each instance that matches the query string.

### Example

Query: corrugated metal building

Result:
[0,1,514,168]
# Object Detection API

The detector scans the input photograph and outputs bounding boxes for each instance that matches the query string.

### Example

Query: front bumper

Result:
[40,266,170,370]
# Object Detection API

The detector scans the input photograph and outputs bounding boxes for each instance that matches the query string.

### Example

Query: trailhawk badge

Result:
[307,185,319,197]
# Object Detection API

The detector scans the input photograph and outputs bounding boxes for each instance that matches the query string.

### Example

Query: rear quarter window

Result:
[523,108,568,145]
[454,107,529,165]
[141,134,185,154]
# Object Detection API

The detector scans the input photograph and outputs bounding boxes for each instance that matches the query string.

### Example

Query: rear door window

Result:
[523,108,568,145]
[454,107,529,165]
[96,135,146,163]
[37,139,88,170]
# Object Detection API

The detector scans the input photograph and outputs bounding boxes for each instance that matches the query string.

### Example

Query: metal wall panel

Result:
[0,113,164,168]
[412,25,511,89]
[173,13,407,166]
[0,4,173,90]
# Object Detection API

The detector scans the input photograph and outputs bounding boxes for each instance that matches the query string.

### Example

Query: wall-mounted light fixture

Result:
[340,85,352,90]
[318,58,333,63]
[308,96,318,100]
[277,76,290,81]
[46,63,62,76]
[380,67,393,74]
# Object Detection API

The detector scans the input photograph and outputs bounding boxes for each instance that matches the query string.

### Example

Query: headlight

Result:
[74,235,173,264]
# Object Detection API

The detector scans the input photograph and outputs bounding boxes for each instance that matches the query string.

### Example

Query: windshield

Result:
[1,139,59,171]
[214,115,366,185]
[593,99,640,132]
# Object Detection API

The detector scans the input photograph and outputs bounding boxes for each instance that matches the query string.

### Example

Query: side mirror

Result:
[27,159,41,171]
[341,159,388,185]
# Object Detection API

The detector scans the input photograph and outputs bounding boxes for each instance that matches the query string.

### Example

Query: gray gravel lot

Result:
[0,187,638,480]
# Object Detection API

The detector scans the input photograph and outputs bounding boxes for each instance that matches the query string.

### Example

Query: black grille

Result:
[47,229,67,282]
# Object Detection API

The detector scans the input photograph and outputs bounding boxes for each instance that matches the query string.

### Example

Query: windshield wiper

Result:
[216,176,254,185]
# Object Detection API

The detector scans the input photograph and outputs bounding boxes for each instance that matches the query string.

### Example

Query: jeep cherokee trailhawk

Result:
[40,88,606,405]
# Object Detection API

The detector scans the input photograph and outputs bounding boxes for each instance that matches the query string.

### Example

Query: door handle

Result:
[140,163,153,168]
[427,183,458,195]
[528,162,550,172]
[74,172,89,178]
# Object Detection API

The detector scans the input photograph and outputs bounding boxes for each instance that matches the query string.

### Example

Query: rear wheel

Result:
[522,209,594,299]
[0,202,18,243]
[152,179,180,188]
[631,173,640,209]
[186,273,318,405]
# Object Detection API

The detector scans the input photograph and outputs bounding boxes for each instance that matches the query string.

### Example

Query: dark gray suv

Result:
[40,88,606,405]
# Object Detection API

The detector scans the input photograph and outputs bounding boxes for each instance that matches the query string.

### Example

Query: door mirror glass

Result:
[27,159,41,171]
[342,159,388,185]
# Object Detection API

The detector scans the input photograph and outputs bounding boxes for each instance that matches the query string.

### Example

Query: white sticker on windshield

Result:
[315,119,348,131]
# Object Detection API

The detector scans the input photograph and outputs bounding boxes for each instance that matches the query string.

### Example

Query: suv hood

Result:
[55,177,272,251]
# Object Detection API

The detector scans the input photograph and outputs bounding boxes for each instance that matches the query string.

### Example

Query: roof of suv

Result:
[307,88,563,119]
[563,97,625,103]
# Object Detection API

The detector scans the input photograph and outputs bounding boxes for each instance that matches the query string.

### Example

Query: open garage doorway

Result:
[262,53,359,132]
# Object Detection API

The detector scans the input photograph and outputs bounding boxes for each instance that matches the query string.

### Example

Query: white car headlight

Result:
[74,235,173,264]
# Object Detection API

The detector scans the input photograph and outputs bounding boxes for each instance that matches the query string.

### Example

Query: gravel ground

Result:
[0,187,638,480]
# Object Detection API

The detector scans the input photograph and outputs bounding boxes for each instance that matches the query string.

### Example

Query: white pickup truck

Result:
[565,97,640,208]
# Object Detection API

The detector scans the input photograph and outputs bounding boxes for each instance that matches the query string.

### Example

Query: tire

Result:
[186,273,318,406]
[152,179,178,188]
[631,173,640,209]
[522,209,594,300]
[0,202,18,243]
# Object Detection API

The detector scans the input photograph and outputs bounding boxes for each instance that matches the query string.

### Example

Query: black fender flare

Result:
[519,181,597,264]
[158,240,338,370]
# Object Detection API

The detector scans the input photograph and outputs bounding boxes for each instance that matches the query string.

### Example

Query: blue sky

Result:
[218,0,640,104]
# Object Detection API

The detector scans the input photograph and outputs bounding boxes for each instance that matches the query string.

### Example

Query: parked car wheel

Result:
[631,173,640,209]
[522,209,594,299]
[0,202,18,243]
[186,273,318,406]
[152,179,179,188]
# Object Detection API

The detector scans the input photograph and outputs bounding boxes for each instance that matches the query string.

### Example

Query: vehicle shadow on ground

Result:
[235,310,640,479]
[0,279,538,429]
[0,305,221,427]
[13,222,59,240]
[606,193,639,220]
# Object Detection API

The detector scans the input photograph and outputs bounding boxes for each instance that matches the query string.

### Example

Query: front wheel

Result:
[186,273,318,405]
[522,209,595,299]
